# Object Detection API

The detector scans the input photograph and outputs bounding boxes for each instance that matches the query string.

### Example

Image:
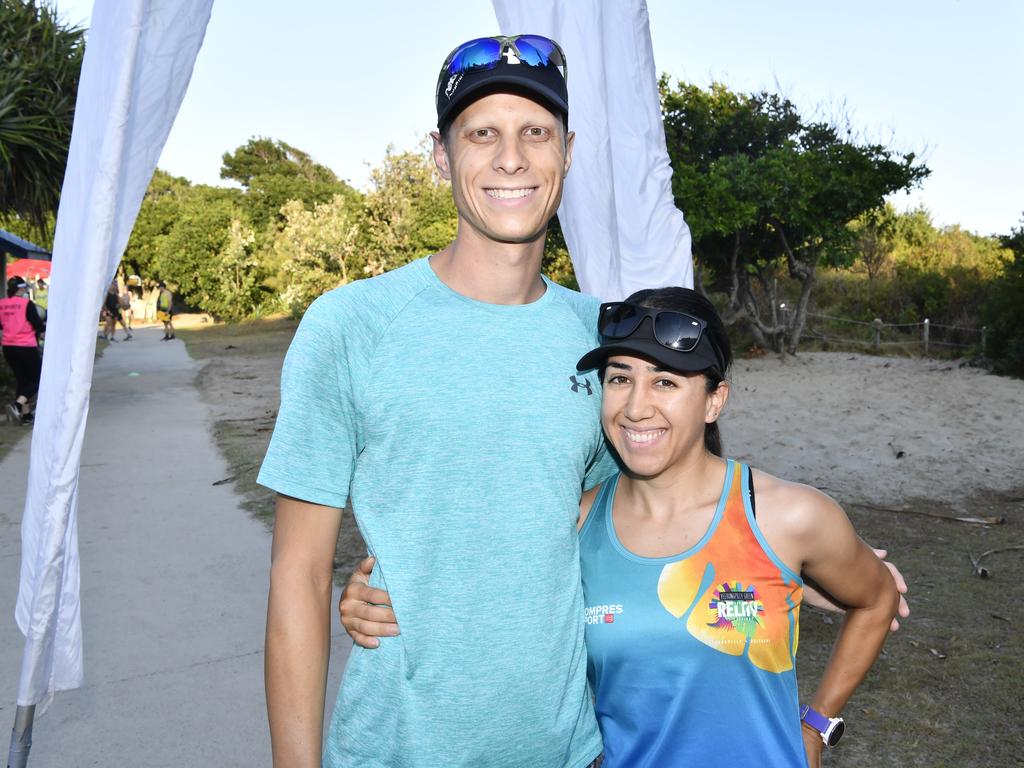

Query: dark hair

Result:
[7,277,25,298]
[626,286,733,457]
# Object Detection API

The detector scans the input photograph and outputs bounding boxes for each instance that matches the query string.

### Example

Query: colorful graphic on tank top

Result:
[656,462,802,672]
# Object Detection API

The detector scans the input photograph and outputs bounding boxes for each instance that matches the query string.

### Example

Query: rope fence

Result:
[791,309,986,355]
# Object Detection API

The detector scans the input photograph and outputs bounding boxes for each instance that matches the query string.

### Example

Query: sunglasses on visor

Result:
[598,302,711,355]
[436,35,567,97]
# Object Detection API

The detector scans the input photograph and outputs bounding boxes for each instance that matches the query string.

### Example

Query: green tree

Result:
[220,137,355,230]
[661,79,928,353]
[203,218,262,320]
[122,169,193,277]
[272,195,361,316]
[542,215,578,290]
[0,210,53,249]
[985,215,1024,375]
[358,145,456,276]
[265,145,459,317]
[0,0,84,232]
[849,203,898,281]
[147,184,253,313]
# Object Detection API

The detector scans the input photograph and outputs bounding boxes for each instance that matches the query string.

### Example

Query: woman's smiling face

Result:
[601,354,727,479]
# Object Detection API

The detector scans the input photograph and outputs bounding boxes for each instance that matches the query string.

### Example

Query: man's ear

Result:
[563,130,575,177]
[431,131,451,181]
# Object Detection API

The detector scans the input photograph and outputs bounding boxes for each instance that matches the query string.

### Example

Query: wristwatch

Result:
[800,704,845,747]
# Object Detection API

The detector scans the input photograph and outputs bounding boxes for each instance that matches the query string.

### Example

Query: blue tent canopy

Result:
[0,228,52,260]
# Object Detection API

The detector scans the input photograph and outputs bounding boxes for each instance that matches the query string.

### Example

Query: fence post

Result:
[923,318,929,356]
[873,318,883,351]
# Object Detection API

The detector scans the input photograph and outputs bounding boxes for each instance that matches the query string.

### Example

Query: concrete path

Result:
[0,327,350,766]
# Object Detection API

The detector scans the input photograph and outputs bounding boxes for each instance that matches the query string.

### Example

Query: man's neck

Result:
[430,229,548,306]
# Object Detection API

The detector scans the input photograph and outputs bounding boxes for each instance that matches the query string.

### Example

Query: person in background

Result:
[119,282,134,333]
[0,277,44,424]
[102,279,132,341]
[32,278,48,323]
[156,281,175,341]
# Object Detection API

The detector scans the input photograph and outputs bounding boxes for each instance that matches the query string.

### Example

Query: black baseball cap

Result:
[436,35,568,132]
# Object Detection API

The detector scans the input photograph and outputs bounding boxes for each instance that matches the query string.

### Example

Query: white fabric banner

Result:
[491,0,693,300]
[15,0,213,707]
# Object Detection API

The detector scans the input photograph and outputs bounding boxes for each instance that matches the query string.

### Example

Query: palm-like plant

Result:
[0,0,84,234]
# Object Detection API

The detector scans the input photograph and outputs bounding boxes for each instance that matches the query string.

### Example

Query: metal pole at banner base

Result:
[7,705,35,768]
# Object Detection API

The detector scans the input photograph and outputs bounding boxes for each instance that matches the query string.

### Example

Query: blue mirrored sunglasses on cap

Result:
[436,34,567,98]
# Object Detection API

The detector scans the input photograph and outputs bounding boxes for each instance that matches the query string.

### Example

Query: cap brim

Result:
[438,75,568,129]
[577,338,720,374]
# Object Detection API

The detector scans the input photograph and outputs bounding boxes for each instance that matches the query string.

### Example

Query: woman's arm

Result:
[803,547,909,631]
[766,484,899,767]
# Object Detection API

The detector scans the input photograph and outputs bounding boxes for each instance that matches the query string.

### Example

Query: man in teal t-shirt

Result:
[260,35,615,767]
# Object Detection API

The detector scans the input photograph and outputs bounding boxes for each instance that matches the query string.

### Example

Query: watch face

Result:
[826,719,846,747]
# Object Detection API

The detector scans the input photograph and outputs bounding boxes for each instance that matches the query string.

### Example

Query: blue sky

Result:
[55,1,1023,237]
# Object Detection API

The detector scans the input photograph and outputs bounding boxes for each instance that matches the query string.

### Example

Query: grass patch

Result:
[177,316,299,361]
[797,496,1023,767]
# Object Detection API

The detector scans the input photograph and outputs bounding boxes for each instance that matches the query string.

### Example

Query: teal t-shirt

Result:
[258,257,616,767]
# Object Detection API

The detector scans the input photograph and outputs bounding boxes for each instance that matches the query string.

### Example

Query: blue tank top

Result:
[580,460,808,767]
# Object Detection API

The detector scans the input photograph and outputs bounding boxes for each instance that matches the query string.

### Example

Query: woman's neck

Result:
[617,451,728,522]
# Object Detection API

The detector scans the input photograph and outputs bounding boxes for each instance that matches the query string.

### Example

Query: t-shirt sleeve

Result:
[257,295,363,508]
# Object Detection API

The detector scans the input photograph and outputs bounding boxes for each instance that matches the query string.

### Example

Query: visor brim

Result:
[576,337,721,374]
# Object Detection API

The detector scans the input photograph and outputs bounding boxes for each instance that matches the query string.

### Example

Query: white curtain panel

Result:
[492,0,693,300]
[15,0,214,708]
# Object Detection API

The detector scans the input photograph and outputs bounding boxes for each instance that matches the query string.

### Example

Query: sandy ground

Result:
[724,352,1024,510]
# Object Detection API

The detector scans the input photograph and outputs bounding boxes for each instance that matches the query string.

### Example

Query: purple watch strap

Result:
[800,704,830,734]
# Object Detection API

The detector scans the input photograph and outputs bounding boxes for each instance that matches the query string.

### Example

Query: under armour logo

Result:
[569,375,593,395]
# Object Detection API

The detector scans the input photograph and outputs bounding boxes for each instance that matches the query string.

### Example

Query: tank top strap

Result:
[705,459,754,545]
[726,460,750,519]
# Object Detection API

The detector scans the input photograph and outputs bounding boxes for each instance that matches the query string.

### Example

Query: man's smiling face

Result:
[434,92,574,247]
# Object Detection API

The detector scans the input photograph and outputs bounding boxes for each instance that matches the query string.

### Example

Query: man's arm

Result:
[266,494,343,768]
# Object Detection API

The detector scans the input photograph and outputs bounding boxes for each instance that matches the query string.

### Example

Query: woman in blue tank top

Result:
[569,287,898,768]
[340,287,902,768]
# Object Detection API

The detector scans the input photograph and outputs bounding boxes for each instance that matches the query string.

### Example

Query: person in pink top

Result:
[0,277,45,423]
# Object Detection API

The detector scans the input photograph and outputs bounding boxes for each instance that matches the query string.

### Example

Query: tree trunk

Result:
[787,265,816,354]
[692,245,707,297]
[769,219,819,355]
